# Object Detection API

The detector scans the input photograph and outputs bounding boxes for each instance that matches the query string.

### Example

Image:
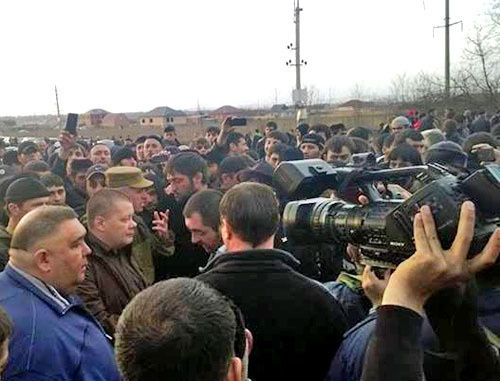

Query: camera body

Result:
[274,159,500,267]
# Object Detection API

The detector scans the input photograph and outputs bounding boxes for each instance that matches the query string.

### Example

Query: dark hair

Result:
[40,173,64,188]
[70,158,93,175]
[183,189,223,232]
[219,156,249,175]
[164,125,176,133]
[442,119,458,136]
[346,126,372,141]
[383,133,398,149]
[205,126,220,135]
[145,135,163,144]
[372,133,388,154]
[266,121,278,129]
[267,130,289,144]
[309,124,332,140]
[394,129,424,146]
[350,137,373,154]
[23,160,50,173]
[0,307,12,345]
[281,146,304,161]
[330,123,346,135]
[87,189,132,228]
[220,182,279,246]
[268,143,289,159]
[135,135,147,144]
[115,278,242,381]
[424,141,468,169]
[166,152,208,184]
[3,151,20,166]
[226,132,245,148]
[463,132,498,153]
[389,143,423,165]
[324,136,355,154]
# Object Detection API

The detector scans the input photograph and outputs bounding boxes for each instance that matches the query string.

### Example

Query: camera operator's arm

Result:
[425,280,500,381]
[361,202,500,381]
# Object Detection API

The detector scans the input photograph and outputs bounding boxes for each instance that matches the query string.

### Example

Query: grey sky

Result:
[0,0,490,116]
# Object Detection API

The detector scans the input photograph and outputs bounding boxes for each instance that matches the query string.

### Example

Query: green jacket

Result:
[133,214,174,284]
[0,226,11,271]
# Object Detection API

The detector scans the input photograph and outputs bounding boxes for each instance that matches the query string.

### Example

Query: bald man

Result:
[0,206,120,381]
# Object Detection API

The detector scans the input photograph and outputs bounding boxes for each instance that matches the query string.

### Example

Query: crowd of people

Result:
[0,107,499,380]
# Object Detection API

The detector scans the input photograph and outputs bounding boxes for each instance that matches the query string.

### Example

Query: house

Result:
[101,113,131,129]
[80,109,109,127]
[210,105,245,120]
[139,106,187,128]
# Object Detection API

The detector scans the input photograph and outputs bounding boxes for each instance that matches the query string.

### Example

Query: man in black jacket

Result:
[197,182,347,381]
[158,152,209,278]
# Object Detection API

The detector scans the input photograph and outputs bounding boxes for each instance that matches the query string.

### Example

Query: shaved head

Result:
[10,206,77,252]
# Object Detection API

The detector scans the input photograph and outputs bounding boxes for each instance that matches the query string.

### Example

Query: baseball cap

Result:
[17,141,40,155]
[105,166,153,189]
[5,177,50,203]
[86,164,108,180]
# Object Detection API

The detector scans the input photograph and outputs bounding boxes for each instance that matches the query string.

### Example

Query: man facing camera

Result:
[0,206,120,380]
[77,189,148,336]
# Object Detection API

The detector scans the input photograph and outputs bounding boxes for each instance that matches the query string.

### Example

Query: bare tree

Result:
[390,73,416,104]
[461,23,500,104]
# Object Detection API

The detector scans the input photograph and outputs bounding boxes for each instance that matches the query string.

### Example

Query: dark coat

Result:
[197,249,348,381]
[76,233,149,336]
[156,195,208,279]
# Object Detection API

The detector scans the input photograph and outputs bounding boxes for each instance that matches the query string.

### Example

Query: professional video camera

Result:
[273,159,500,267]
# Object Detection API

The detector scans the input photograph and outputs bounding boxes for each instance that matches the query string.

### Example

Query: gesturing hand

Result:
[152,210,170,241]
[382,201,500,315]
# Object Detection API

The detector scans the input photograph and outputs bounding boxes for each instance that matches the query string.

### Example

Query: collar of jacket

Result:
[86,232,120,257]
[200,248,300,273]
[3,265,82,315]
[0,225,11,239]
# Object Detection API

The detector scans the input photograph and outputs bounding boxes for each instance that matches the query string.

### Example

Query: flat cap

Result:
[105,166,153,189]
[5,177,50,203]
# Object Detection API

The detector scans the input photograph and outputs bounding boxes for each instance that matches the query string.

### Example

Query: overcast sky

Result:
[0,0,490,116]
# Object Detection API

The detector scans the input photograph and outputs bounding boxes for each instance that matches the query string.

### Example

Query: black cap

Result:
[112,147,137,166]
[301,133,325,149]
[70,158,93,173]
[5,177,50,203]
[17,141,40,155]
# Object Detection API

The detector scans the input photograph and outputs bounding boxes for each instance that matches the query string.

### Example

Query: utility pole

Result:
[445,0,450,98]
[433,0,462,99]
[286,0,307,107]
[55,85,61,128]
[295,0,302,92]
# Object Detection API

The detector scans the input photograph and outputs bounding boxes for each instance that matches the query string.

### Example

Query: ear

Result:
[193,172,203,186]
[7,203,19,217]
[32,249,52,274]
[93,215,106,232]
[220,218,232,243]
[245,329,254,356]
[225,357,243,381]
